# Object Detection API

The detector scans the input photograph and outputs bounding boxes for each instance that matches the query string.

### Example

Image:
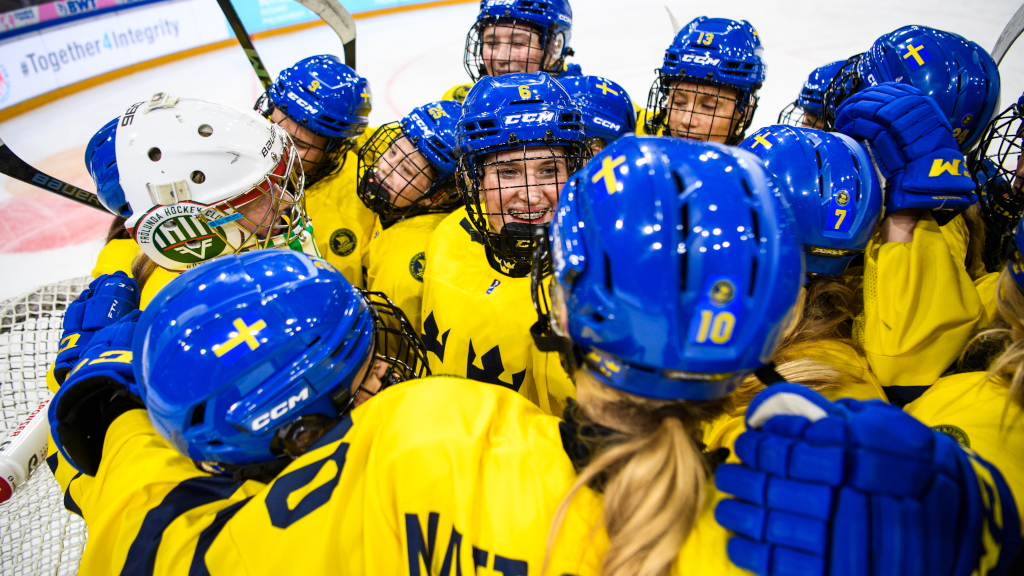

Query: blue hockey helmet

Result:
[464,0,574,82]
[743,125,882,277]
[263,55,371,185]
[357,100,464,222]
[778,60,845,127]
[542,134,804,400]
[646,16,766,145]
[556,75,637,150]
[84,117,131,218]
[456,72,586,274]
[825,26,1000,152]
[134,250,428,475]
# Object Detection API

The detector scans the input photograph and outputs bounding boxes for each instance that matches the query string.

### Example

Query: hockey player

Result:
[556,74,637,155]
[259,55,374,288]
[421,71,586,417]
[84,93,316,306]
[822,25,1000,153]
[777,60,845,129]
[970,93,1024,273]
[644,16,765,144]
[357,99,463,333]
[47,137,1020,575]
[444,0,579,102]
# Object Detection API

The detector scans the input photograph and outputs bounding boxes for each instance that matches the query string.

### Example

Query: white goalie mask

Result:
[117,93,313,271]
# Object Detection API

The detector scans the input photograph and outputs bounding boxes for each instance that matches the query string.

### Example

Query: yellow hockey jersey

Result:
[304,151,378,289]
[905,372,1024,530]
[854,212,986,406]
[365,212,447,332]
[73,377,751,575]
[420,208,574,417]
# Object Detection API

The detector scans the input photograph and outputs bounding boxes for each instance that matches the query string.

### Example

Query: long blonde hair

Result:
[130,252,160,290]
[964,269,1024,409]
[730,276,863,411]
[544,372,729,576]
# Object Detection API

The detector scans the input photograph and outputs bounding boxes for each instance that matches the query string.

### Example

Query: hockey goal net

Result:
[0,278,91,576]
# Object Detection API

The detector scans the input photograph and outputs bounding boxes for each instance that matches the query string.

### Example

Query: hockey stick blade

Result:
[216,0,272,91]
[992,1,1024,65]
[0,137,107,213]
[294,0,357,69]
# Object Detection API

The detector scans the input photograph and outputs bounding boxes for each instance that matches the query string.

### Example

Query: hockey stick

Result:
[294,0,357,69]
[0,137,107,212]
[665,6,681,35]
[992,1,1024,65]
[216,0,272,91]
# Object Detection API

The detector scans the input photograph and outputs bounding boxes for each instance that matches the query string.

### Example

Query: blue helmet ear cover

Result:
[134,250,373,469]
[659,16,765,98]
[796,60,846,118]
[556,75,637,142]
[742,125,882,277]
[400,100,464,184]
[268,54,371,142]
[552,134,804,401]
[85,117,131,218]
[857,25,1000,152]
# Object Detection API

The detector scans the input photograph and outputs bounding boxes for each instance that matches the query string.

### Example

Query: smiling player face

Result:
[479,146,568,233]
[375,136,438,208]
[481,23,545,77]
[665,81,743,143]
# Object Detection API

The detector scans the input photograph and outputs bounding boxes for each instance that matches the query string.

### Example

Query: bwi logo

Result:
[409,252,426,282]
[0,64,10,106]
[835,190,850,207]
[329,228,357,257]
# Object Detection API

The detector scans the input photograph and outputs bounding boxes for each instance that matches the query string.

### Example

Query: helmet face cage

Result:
[356,122,457,222]
[197,131,310,256]
[256,93,353,189]
[974,101,1024,235]
[458,141,588,268]
[822,54,867,131]
[339,290,431,411]
[777,101,828,129]
[464,19,562,83]
[646,73,756,145]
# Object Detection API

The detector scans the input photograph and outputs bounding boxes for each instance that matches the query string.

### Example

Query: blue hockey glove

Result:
[54,271,139,385]
[834,83,977,215]
[714,383,1021,576]
[49,311,144,476]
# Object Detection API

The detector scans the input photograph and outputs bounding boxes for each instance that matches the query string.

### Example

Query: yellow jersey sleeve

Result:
[304,151,378,289]
[70,410,265,575]
[365,213,446,332]
[854,212,985,406]
[91,238,140,278]
[420,209,575,416]
[905,372,1024,528]
[443,83,475,103]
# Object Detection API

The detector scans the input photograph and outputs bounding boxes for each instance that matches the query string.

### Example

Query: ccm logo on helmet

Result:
[287,91,319,117]
[681,54,721,66]
[504,111,556,126]
[593,116,622,132]
[251,386,310,431]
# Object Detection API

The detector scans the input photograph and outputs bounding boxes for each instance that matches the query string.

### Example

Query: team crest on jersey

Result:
[134,204,228,265]
[933,424,970,448]
[409,252,426,282]
[835,190,850,207]
[329,228,357,256]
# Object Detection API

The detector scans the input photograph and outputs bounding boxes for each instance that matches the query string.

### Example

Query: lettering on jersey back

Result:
[406,511,534,576]
[467,340,526,392]
[422,312,450,362]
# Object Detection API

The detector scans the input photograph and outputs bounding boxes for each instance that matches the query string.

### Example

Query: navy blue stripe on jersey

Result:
[883,385,930,408]
[46,451,59,474]
[122,475,243,576]
[63,472,83,517]
[187,497,252,576]
[308,413,354,452]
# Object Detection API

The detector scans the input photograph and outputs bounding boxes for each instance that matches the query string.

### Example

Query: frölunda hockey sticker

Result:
[134,203,228,265]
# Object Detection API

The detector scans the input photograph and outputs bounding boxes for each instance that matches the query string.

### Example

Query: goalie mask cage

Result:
[0,277,92,576]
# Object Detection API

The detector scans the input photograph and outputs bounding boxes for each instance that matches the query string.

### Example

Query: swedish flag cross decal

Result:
[209,312,268,366]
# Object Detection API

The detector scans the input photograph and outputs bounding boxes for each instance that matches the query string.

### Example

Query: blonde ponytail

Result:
[544,373,728,576]
[130,252,159,290]
[966,269,1024,410]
